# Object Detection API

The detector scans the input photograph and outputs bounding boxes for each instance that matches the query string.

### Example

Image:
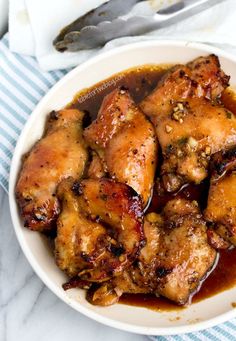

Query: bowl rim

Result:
[9,39,236,336]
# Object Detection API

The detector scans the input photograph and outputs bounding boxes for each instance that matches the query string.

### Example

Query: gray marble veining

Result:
[0,187,148,341]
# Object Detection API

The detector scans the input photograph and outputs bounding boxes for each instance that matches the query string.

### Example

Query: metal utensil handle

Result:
[54,0,228,51]
[154,0,227,27]
[117,0,227,39]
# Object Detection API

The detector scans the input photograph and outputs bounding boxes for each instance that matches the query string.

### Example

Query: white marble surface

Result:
[0,186,148,341]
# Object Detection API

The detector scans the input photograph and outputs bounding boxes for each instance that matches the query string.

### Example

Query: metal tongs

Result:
[54,0,227,52]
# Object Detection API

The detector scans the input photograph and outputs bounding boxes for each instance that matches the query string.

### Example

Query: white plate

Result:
[9,40,236,336]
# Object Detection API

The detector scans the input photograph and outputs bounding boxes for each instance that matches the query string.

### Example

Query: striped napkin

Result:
[0,33,236,339]
[0,34,70,192]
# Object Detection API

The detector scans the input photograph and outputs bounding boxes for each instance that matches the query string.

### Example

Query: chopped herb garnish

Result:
[178,137,188,145]
[226,110,232,119]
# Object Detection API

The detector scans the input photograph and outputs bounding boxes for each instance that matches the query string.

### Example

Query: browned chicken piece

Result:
[141,55,229,118]
[87,210,160,306]
[153,200,217,304]
[205,147,236,247]
[187,54,229,100]
[87,151,106,179]
[160,98,236,191]
[140,55,234,192]
[87,199,217,306]
[55,178,108,278]
[87,211,162,305]
[86,271,149,306]
[16,109,88,232]
[55,178,144,282]
[84,88,157,206]
[206,229,230,250]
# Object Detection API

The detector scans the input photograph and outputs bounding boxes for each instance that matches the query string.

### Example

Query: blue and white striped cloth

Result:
[0,34,70,192]
[0,33,236,340]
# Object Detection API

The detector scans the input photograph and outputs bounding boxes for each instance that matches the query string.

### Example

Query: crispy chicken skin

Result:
[140,55,234,192]
[55,178,145,282]
[84,88,157,205]
[205,147,236,247]
[16,109,88,232]
[87,199,216,306]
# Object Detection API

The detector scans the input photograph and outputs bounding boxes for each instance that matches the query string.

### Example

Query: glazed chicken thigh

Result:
[140,55,235,192]
[55,178,109,279]
[84,88,157,206]
[153,199,216,304]
[16,109,88,232]
[205,147,236,247]
[159,98,236,191]
[87,199,216,306]
[141,55,229,118]
[55,178,144,282]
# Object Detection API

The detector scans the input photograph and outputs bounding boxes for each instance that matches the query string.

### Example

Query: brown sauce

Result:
[68,64,169,121]
[68,64,236,312]
[120,248,236,311]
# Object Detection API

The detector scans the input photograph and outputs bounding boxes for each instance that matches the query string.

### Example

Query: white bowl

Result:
[9,40,236,336]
